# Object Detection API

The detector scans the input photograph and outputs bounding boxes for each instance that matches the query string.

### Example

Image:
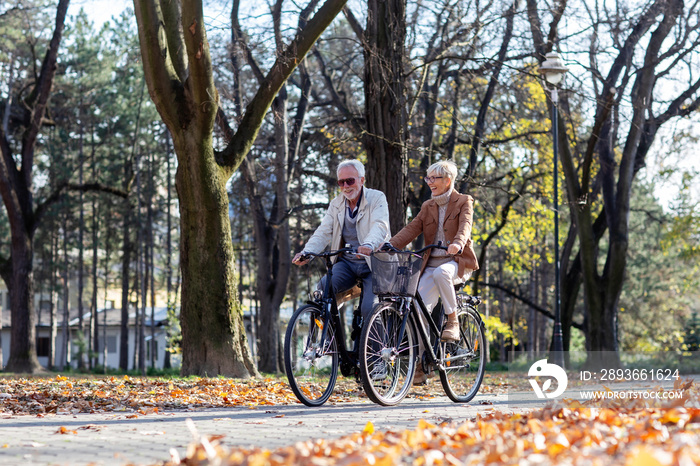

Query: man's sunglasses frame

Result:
[337,178,358,187]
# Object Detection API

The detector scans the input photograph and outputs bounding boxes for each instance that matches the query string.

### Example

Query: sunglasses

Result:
[337,178,358,187]
[424,176,444,183]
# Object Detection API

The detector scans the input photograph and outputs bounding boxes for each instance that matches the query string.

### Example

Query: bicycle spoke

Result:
[284,305,339,407]
[360,303,416,406]
[439,302,486,403]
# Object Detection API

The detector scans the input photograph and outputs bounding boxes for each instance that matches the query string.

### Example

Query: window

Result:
[97,336,118,354]
[36,337,50,357]
[106,300,115,309]
[107,336,117,353]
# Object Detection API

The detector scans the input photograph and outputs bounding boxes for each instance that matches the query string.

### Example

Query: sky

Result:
[63,0,698,213]
[67,0,130,27]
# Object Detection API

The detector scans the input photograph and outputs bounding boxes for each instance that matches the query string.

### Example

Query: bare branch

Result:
[342,6,364,41]
[217,0,349,170]
[134,0,187,128]
[33,182,128,234]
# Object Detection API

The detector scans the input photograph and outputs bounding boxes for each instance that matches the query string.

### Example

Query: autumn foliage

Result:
[0,375,301,415]
[171,379,700,465]
[1,375,699,464]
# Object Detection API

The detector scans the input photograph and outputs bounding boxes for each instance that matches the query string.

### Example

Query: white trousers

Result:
[415,261,469,357]
[417,261,461,316]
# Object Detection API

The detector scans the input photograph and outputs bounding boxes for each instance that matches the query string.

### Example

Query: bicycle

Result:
[283,247,364,407]
[359,244,486,406]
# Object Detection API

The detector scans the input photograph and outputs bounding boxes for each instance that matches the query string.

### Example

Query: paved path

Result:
[0,392,543,466]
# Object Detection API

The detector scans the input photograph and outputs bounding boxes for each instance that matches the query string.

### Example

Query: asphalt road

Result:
[0,390,542,466]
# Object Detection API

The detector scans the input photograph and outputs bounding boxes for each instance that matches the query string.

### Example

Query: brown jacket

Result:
[390,191,479,278]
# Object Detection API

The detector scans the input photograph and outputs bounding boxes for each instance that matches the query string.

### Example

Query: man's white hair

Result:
[337,159,366,178]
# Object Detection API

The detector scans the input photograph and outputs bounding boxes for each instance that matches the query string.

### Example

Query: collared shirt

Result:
[346,189,363,219]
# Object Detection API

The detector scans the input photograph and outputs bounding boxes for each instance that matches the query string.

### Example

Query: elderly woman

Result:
[388,160,479,383]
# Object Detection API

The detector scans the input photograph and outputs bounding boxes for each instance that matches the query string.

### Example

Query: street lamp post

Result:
[538,52,568,368]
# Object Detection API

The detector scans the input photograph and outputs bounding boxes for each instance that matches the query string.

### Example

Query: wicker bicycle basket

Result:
[371,251,423,297]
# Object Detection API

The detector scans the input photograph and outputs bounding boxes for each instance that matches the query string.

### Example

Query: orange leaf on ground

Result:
[56,426,76,435]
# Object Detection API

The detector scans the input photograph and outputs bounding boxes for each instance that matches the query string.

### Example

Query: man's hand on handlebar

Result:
[356,245,373,258]
[292,251,310,266]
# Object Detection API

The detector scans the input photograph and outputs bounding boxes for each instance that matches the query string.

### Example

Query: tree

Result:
[362,0,408,234]
[0,0,70,372]
[133,0,349,376]
[218,0,317,374]
[529,0,700,366]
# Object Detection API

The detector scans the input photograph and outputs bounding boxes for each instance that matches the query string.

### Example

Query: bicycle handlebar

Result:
[298,247,356,262]
[379,242,451,255]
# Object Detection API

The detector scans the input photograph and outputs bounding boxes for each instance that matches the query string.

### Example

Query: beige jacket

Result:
[303,187,391,269]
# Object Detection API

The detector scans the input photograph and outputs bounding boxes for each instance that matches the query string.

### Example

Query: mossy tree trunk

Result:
[133,0,348,377]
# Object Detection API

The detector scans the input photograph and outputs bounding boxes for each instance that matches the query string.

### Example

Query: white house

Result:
[0,299,175,371]
[0,284,263,371]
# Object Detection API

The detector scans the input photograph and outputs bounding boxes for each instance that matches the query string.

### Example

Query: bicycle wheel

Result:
[284,304,339,407]
[359,302,417,406]
[439,301,486,403]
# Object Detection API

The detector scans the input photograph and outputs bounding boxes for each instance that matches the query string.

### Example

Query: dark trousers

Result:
[319,256,377,321]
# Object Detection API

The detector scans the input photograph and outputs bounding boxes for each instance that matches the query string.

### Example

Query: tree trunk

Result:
[119,193,131,371]
[134,0,348,377]
[102,214,111,371]
[91,198,99,369]
[176,132,253,376]
[164,131,173,370]
[363,0,407,235]
[6,236,40,372]
[49,228,58,369]
[0,0,70,374]
[60,212,71,370]
[242,91,293,374]
[137,157,146,375]
[148,152,155,369]
[77,114,86,371]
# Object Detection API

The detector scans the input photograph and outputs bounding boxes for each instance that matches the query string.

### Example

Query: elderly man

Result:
[293,159,390,321]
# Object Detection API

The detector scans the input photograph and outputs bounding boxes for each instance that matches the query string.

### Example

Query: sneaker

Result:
[441,319,460,341]
[371,361,388,380]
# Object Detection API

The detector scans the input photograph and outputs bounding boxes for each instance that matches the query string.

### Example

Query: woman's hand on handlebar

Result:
[292,251,310,266]
[379,242,398,252]
[356,245,373,258]
[447,243,462,255]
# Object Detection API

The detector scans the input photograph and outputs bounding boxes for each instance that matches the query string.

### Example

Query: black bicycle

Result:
[359,244,486,406]
[283,248,364,407]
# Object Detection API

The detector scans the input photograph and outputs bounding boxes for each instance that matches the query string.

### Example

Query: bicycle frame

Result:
[314,254,360,376]
[385,292,447,373]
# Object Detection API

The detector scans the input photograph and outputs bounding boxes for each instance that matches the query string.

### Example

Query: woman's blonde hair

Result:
[427,160,458,186]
